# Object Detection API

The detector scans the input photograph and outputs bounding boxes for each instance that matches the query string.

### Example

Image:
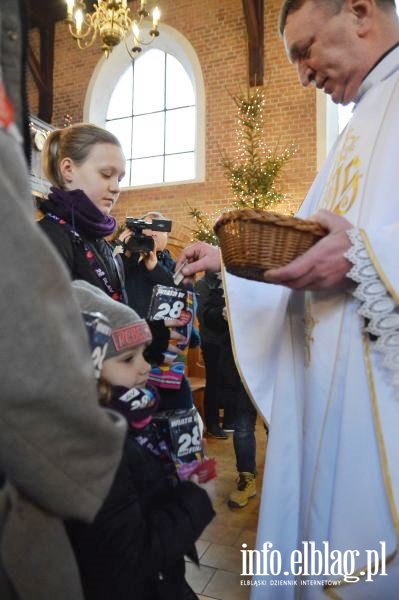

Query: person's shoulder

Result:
[38,214,77,266]
[38,214,71,239]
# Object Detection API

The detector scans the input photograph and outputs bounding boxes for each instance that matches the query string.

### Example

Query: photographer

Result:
[119,211,177,316]
[120,212,199,410]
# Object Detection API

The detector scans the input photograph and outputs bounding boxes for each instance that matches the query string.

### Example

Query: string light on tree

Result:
[189,88,296,244]
[222,88,296,211]
[187,204,219,246]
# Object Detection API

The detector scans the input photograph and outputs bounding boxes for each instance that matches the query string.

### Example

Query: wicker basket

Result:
[214,209,327,281]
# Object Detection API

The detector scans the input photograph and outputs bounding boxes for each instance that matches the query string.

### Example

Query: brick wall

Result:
[28,0,317,243]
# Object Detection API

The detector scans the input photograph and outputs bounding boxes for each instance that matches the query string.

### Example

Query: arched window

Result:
[84,24,205,189]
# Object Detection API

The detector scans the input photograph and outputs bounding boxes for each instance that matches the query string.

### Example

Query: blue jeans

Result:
[232,384,257,474]
[219,344,257,474]
[201,341,222,427]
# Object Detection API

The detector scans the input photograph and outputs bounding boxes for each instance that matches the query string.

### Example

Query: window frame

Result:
[83,23,205,189]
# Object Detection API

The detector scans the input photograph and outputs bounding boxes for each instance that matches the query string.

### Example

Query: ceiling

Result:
[26,0,264,123]
[28,0,96,27]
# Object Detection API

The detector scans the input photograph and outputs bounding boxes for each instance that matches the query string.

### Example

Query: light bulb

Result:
[75,8,84,34]
[65,0,75,18]
[152,6,160,27]
[132,20,140,45]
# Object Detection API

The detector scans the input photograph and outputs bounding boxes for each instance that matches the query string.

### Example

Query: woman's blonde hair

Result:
[42,123,121,188]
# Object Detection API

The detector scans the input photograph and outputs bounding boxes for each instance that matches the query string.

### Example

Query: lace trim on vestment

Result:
[345,228,399,387]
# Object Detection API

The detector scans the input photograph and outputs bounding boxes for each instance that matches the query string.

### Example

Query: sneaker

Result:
[228,472,256,508]
[206,424,228,439]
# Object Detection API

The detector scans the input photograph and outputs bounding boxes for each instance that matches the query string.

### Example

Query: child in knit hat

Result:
[67,280,215,600]
[72,279,154,408]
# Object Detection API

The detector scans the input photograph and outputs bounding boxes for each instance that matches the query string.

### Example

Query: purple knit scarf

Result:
[46,187,116,238]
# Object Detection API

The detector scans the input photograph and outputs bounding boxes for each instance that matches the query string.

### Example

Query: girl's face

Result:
[102,344,151,389]
[60,143,126,215]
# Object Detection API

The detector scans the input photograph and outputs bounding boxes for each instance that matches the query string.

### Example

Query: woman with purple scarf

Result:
[39,123,127,302]
[39,122,172,371]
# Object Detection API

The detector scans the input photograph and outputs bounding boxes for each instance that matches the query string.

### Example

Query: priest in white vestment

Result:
[178,0,399,597]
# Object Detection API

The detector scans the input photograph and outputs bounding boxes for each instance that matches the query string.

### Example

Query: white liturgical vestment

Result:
[225,46,399,598]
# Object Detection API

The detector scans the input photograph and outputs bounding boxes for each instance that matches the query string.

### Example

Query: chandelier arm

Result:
[131,31,159,46]
[68,12,97,40]
[121,13,132,29]
[76,28,98,49]
[65,0,160,57]
[124,35,138,60]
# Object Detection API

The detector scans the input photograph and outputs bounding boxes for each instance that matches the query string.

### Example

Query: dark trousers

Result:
[201,342,222,427]
[233,384,257,474]
[220,345,257,474]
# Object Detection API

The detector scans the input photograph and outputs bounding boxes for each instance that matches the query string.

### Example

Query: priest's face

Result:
[283,0,367,105]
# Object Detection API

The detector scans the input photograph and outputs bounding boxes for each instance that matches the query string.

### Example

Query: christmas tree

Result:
[189,87,295,243]
[187,203,219,246]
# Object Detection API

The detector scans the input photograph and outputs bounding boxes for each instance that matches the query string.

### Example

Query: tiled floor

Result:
[186,421,268,600]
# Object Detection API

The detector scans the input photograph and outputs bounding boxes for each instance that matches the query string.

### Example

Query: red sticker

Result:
[0,82,15,129]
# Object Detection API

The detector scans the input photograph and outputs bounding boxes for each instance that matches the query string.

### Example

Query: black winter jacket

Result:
[38,201,125,297]
[67,432,215,600]
[123,249,177,318]
[123,250,200,346]
[38,203,170,364]
[202,285,230,341]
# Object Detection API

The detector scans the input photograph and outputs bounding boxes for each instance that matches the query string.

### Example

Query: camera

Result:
[125,217,172,254]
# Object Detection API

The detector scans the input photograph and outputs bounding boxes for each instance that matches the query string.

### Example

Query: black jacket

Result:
[39,202,125,297]
[123,250,177,318]
[202,285,251,395]
[38,204,171,364]
[202,285,230,340]
[123,250,200,346]
[195,273,227,346]
[67,432,215,600]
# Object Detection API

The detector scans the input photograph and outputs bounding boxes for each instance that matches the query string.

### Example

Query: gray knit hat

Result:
[72,280,152,359]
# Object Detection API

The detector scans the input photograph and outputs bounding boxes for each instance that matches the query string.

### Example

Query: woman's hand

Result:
[118,229,132,244]
[118,229,133,258]
[143,249,158,271]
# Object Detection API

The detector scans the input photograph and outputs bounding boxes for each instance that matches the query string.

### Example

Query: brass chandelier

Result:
[65,0,161,58]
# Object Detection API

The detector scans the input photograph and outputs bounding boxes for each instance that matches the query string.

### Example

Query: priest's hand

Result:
[176,241,221,283]
[264,210,353,291]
